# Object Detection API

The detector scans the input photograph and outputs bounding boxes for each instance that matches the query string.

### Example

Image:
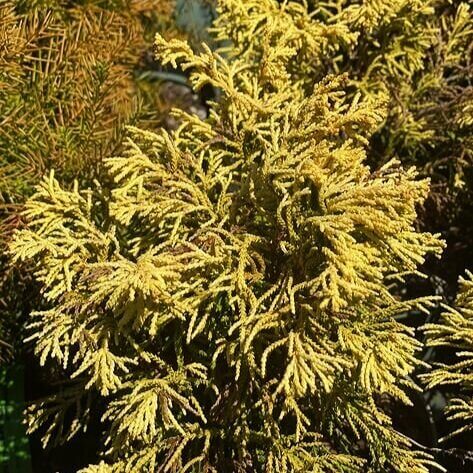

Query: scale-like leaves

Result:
[11,1,446,471]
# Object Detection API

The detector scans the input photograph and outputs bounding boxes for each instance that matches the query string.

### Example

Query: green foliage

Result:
[423,271,473,440]
[10,1,447,471]
[0,365,31,470]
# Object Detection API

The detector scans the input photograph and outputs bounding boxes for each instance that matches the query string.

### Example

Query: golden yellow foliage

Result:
[10,1,447,471]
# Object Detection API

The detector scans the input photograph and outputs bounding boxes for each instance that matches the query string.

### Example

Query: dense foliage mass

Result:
[0,0,180,358]
[10,1,449,471]
[314,0,473,222]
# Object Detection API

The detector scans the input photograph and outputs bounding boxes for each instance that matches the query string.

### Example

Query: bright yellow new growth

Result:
[11,1,445,471]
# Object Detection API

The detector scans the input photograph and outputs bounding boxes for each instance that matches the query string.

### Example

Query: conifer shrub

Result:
[10,1,447,471]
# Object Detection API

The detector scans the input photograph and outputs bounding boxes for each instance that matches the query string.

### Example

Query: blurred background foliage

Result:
[0,365,31,472]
